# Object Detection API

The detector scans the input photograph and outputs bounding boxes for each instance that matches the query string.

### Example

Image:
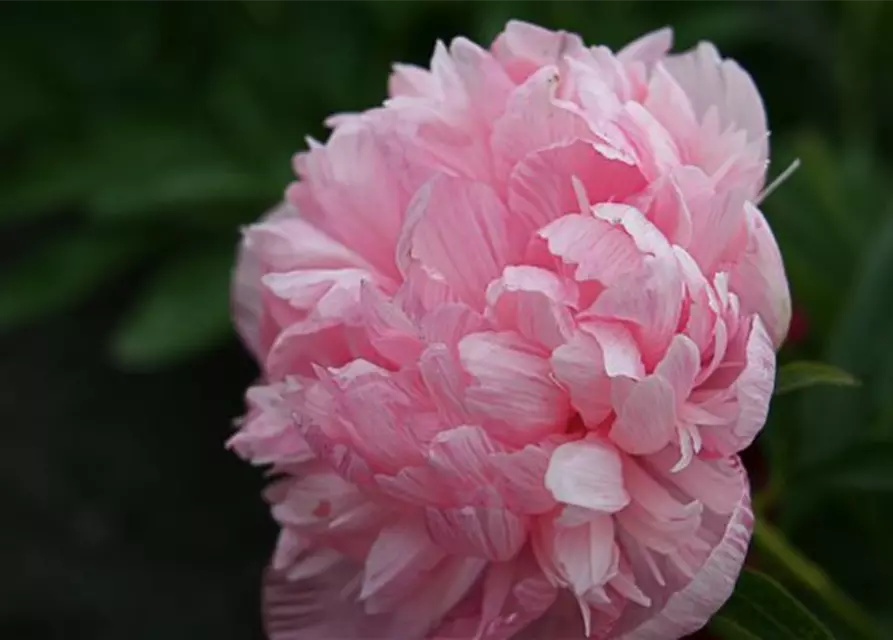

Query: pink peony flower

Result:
[230,20,790,639]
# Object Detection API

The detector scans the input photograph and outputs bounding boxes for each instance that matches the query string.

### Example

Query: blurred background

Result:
[2,1,893,638]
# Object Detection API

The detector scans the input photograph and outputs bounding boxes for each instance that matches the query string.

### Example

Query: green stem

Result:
[753,519,879,639]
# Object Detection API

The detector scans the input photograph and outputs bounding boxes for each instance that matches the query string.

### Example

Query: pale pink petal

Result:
[582,321,646,378]
[360,514,446,612]
[398,176,518,310]
[232,203,376,359]
[486,265,578,350]
[287,125,411,278]
[491,66,599,180]
[381,556,488,639]
[490,441,561,515]
[507,139,646,236]
[359,284,424,366]
[642,63,698,156]
[534,513,619,598]
[420,303,489,346]
[729,202,791,347]
[265,319,377,380]
[654,334,701,408]
[686,188,749,277]
[427,425,502,488]
[388,62,437,99]
[617,28,674,65]
[532,213,643,293]
[491,20,586,83]
[459,332,571,444]
[394,260,463,320]
[631,167,712,247]
[614,101,681,181]
[545,438,630,513]
[425,506,529,561]
[228,382,312,465]
[665,41,769,163]
[586,251,683,367]
[648,449,744,515]
[550,329,613,427]
[616,458,703,555]
[610,376,676,455]
[263,561,392,640]
[446,36,515,123]
[619,470,752,639]
[708,315,775,455]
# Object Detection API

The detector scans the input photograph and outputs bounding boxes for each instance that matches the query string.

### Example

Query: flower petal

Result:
[665,41,768,163]
[507,139,646,237]
[486,265,578,350]
[620,468,752,639]
[425,506,529,561]
[610,375,676,455]
[459,332,571,444]
[545,438,630,513]
[398,176,518,310]
[729,202,791,347]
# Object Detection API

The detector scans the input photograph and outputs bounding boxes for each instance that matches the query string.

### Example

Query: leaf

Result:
[752,521,881,639]
[799,208,893,464]
[111,244,235,369]
[82,120,283,222]
[775,361,859,396]
[0,232,152,331]
[713,569,835,639]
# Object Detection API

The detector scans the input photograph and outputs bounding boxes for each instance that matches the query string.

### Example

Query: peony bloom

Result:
[230,20,790,639]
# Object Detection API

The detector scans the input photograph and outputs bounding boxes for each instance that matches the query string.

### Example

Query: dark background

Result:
[3,1,893,638]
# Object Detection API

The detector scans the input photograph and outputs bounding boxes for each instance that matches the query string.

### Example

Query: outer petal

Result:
[228,382,312,466]
[361,514,446,611]
[491,20,586,83]
[617,28,674,66]
[665,41,768,164]
[621,470,753,639]
[728,202,791,348]
[264,561,392,640]
[287,124,415,279]
[491,66,599,180]
[233,203,374,359]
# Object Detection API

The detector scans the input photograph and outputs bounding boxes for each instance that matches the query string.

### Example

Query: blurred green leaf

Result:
[84,120,282,222]
[712,569,834,639]
[775,361,859,396]
[753,520,880,639]
[799,207,893,463]
[0,232,151,331]
[710,614,762,640]
[800,442,893,493]
[111,244,235,369]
